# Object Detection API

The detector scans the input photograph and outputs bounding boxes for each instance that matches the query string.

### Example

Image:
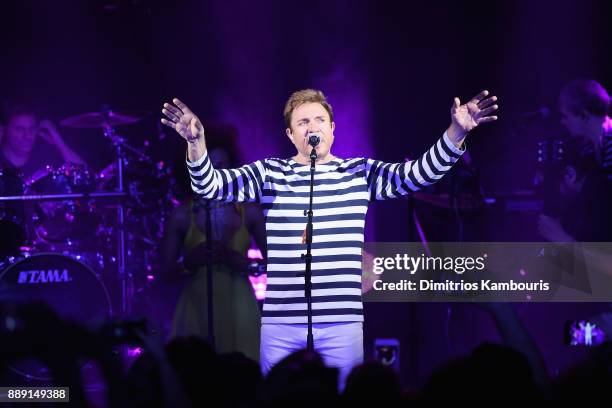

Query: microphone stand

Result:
[301,146,317,351]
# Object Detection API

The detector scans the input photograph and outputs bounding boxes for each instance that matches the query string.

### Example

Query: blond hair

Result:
[283,89,334,128]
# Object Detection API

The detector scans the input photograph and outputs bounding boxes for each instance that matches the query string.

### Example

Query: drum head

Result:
[0,253,112,380]
[0,253,112,326]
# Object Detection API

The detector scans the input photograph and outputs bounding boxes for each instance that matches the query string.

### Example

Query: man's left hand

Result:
[448,90,498,147]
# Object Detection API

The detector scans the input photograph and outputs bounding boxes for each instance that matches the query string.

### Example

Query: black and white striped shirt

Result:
[187,132,464,324]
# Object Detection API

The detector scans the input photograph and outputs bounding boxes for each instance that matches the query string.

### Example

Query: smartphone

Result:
[564,320,606,346]
[374,338,400,372]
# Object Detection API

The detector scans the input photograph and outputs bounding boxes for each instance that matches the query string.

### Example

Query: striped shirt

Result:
[187,132,464,324]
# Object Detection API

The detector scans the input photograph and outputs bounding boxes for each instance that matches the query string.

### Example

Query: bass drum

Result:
[0,253,112,380]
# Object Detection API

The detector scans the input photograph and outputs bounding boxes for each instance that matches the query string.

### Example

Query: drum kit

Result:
[0,109,177,367]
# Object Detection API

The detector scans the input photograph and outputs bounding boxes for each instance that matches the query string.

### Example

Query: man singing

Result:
[161,88,498,387]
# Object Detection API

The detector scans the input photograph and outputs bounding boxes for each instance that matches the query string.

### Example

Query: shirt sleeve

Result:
[186,150,267,203]
[366,131,465,201]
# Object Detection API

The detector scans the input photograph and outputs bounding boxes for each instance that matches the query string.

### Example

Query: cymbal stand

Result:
[103,123,132,316]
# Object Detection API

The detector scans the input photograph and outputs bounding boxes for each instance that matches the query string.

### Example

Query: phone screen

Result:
[565,320,606,346]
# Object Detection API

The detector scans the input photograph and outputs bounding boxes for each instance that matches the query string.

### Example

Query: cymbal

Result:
[60,110,147,128]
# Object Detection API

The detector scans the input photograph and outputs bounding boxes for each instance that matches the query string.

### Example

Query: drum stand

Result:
[102,124,152,316]
[103,124,131,316]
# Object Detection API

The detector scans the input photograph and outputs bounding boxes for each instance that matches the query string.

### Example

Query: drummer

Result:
[0,102,85,180]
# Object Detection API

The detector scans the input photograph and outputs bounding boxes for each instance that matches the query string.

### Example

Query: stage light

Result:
[249,274,267,301]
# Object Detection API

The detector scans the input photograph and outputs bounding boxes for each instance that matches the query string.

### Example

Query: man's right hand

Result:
[161,98,206,161]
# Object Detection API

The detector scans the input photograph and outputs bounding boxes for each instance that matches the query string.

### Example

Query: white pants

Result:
[260,322,364,389]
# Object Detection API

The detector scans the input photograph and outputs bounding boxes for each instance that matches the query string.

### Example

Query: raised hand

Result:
[538,214,575,242]
[161,98,205,142]
[38,119,63,145]
[447,90,498,146]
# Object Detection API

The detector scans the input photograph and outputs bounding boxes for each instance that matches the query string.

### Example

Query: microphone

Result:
[307,133,321,147]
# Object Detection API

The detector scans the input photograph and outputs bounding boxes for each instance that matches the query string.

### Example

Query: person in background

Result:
[0,102,85,180]
[161,125,266,362]
[558,79,611,181]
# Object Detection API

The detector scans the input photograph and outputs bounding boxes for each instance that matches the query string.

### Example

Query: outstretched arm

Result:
[161,98,266,203]
[483,303,550,389]
[367,90,498,201]
[161,98,207,161]
[446,90,498,148]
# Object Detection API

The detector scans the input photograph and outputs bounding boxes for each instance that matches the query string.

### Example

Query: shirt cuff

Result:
[186,150,208,168]
[442,131,466,155]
